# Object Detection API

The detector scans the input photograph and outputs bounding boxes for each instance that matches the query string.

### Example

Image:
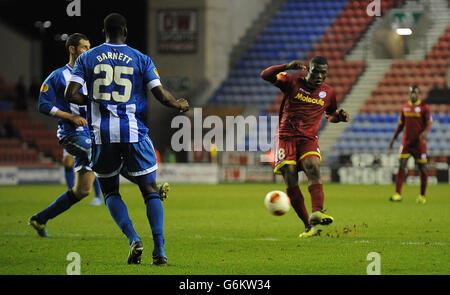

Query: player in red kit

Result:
[389,85,432,204]
[261,56,350,238]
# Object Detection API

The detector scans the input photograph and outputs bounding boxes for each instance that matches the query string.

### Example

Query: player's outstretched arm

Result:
[151,85,189,113]
[64,81,88,105]
[260,60,306,84]
[260,64,287,84]
[285,60,307,71]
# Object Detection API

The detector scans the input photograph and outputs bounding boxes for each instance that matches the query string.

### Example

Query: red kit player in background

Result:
[389,85,432,204]
[261,56,350,238]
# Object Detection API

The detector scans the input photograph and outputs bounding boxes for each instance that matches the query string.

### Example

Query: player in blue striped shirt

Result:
[29,33,103,238]
[66,13,189,266]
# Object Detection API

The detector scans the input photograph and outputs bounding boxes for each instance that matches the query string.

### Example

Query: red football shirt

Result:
[274,72,337,139]
[399,100,431,145]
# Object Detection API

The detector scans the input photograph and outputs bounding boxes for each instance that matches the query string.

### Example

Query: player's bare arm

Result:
[260,64,287,84]
[419,130,428,141]
[151,85,189,113]
[260,60,306,84]
[420,107,432,141]
[285,60,307,71]
[419,119,432,141]
[389,122,404,149]
[64,81,88,105]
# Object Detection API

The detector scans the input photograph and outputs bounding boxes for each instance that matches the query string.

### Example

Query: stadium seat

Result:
[0,148,39,164]
[342,25,450,156]
[0,139,22,149]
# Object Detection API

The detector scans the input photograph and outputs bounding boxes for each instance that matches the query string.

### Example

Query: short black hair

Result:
[310,56,328,66]
[65,33,88,52]
[104,13,127,37]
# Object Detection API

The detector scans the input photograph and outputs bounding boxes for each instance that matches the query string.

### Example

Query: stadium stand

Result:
[332,25,450,156]
[207,0,349,110]
[0,110,61,165]
[268,0,401,113]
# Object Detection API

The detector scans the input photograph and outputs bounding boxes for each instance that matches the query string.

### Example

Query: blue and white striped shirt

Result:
[38,64,89,140]
[70,43,161,144]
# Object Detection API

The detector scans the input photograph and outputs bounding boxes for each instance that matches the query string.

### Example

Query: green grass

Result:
[0,183,449,275]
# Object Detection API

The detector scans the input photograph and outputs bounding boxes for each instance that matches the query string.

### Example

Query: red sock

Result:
[308,183,324,212]
[286,186,310,227]
[395,170,406,194]
[420,170,428,196]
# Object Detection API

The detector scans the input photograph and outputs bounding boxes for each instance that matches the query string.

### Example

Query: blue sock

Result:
[145,194,165,257]
[64,167,75,189]
[105,194,140,245]
[93,178,101,199]
[35,190,79,224]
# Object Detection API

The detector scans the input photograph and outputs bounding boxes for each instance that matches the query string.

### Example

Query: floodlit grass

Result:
[0,183,448,275]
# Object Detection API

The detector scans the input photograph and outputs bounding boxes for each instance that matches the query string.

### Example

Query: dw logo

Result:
[66,0,81,17]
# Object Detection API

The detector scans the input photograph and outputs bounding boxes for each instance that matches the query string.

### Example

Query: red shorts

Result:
[273,136,321,175]
[399,140,427,163]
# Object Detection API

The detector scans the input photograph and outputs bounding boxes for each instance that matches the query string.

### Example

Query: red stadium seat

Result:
[359,105,371,113]
[0,139,22,149]
[0,148,39,164]
[429,104,450,113]
[362,26,450,118]
[274,0,398,112]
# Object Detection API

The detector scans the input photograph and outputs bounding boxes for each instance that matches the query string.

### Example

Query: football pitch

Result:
[0,183,448,275]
